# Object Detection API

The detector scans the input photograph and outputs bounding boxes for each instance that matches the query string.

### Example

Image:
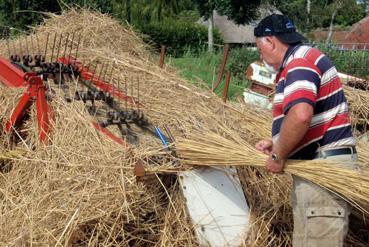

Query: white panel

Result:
[249,63,276,86]
[243,89,272,109]
[180,167,250,247]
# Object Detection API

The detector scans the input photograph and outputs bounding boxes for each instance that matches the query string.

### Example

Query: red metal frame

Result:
[0,57,25,87]
[92,122,128,147]
[58,56,140,105]
[0,56,130,146]
[4,72,52,143]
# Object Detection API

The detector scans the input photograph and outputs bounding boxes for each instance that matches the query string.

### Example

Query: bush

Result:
[138,19,223,57]
[315,43,369,79]
[226,46,260,81]
[226,43,369,81]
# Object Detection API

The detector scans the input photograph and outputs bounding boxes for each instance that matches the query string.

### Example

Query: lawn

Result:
[168,49,249,101]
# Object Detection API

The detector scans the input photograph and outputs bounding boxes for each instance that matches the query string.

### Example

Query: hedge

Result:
[139,19,223,57]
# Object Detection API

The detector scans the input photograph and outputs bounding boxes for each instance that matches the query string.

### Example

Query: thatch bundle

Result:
[176,126,369,213]
[0,9,369,246]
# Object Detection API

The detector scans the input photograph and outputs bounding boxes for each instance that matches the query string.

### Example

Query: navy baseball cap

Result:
[254,14,305,44]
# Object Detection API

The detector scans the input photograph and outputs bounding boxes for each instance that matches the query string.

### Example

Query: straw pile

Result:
[0,9,369,246]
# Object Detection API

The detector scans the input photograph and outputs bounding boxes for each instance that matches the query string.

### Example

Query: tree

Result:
[326,0,342,43]
[0,0,115,31]
[268,0,366,33]
[0,0,61,31]
[110,0,194,25]
[61,0,113,13]
[194,0,261,51]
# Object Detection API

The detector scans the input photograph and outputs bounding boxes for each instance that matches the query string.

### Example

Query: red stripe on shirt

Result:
[318,77,342,98]
[305,48,323,62]
[297,112,351,146]
[285,58,321,75]
[283,90,317,110]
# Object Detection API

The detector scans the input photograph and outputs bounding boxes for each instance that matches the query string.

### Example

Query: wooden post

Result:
[159,45,166,68]
[223,71,231,103]
[213,43,230,91]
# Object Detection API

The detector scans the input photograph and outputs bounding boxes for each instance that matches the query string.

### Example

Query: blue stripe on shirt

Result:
[316,55,334,75]
[319,125,354,145]
[314,90,346,114]
[285,69,321,88]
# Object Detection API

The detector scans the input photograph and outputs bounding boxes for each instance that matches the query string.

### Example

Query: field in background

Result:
[168,47,258,101]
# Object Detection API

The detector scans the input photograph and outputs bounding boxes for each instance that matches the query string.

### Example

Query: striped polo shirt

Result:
[272,45,355,160]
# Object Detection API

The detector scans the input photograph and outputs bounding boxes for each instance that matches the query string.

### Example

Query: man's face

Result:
[255,37,275,67]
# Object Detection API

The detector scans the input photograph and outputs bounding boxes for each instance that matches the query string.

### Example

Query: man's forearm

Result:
[273,103,313,159]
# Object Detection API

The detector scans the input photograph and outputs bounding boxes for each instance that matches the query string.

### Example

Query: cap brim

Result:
[276,32,306,44]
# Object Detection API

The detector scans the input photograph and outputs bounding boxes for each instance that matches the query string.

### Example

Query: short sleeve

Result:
[282,59,320,114]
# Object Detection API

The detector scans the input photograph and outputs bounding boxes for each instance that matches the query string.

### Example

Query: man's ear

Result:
[265,36,275,50]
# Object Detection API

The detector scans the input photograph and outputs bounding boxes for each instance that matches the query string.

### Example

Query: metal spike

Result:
[55,33,63,61]
[62,33,70,59]
[125,76,128,111]
[12,38,17,58]
[112,76,122,107]
[6,37,11,58]
[90,63,98,85]
[25,35,30,55]
[137,75,140,112]
[82,59,89,73]
[108,62,115,83]
[2,29,9,58]
[102,63,110,100]
[43,33,50,61]
[68,31,76,62]
[118,73,122,109]
[131,75,134,109]
[36,34,41,55]
[50,33,57,62]
[108,62,115,98]
[102,63,109,86]
[97,63,106,100]
[30,34,35,55]
[74,32,82,60]
[98,62,105,81]
[18,38,23,58]
[118,74,122,109]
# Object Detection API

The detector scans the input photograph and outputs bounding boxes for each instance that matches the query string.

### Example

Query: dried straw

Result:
[176,126,369,214]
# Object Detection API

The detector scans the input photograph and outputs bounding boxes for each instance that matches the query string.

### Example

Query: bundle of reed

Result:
[176,128,369,214]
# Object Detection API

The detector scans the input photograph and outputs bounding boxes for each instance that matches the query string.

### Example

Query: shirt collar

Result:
[279,44,301,72]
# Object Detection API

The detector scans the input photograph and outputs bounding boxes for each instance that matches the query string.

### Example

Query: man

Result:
[254,14,357,246]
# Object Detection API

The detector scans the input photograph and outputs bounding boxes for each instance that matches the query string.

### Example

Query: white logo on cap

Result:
[286,22,294,29]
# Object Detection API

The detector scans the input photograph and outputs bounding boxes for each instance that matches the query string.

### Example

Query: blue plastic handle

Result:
[155,127,169,148]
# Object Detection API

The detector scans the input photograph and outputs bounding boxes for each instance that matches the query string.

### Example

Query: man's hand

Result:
[255,139,273,155]
[265,155,285,173]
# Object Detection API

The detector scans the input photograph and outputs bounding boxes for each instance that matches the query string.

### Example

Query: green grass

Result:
[168,49,249,101]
